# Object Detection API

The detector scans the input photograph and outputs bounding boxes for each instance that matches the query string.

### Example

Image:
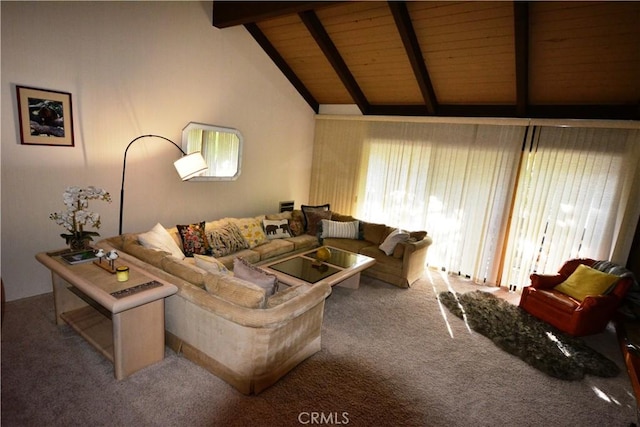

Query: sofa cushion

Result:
[263,219,292,239]
[176,221,210,257]
[379,228,410,255]
[359,245,403,274]
[362,222,388,245]
[204,274,267,309]
[216,249,260,270]
[194,254,230,275]
[138,223,185,260]
[266,285,307,308]
[207,222,249,257]
[331,213,356,222]
[161,256,206,288]
[554,264,620,301]
[323,238,372,254]
[252,239,295,260]
[265,211,292,221]
[229,216,268,248]
[320,219,359,239]
[233,257,278,296]
[286,234,319,251]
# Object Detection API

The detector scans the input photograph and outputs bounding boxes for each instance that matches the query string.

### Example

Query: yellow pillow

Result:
[554,264,619,301]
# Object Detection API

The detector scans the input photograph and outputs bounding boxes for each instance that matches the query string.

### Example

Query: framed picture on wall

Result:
[16,85,74,147]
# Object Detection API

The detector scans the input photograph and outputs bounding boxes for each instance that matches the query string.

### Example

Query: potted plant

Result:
[49,186,111,251]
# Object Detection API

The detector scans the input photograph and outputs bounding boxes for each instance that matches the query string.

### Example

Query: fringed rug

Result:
[438,290,620,380]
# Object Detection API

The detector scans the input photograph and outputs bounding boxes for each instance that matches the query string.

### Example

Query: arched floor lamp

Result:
[119,134,208,235]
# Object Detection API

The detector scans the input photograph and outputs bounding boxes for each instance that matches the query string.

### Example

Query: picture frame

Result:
[16,85,74,147]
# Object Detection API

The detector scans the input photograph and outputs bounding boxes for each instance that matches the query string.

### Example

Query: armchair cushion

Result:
[553,264,620,301]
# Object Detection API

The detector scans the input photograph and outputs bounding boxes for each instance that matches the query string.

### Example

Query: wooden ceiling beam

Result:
[514,2,530,117]
[388,1,438,115]
[299,10,370,114]
[244,23,319,113]
[213,1,335,28]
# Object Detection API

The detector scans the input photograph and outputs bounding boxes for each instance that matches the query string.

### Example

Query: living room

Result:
[2,1,640,425]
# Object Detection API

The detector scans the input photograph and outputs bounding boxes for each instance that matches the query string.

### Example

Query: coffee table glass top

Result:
[267,247,372,284]
[268,257,341,284]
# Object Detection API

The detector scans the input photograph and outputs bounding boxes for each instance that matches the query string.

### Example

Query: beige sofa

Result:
[100,211,328,394]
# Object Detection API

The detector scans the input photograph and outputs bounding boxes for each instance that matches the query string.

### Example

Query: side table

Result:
[36,250,177,380]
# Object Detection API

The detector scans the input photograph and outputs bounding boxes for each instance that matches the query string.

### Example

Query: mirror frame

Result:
[181,122,243,181]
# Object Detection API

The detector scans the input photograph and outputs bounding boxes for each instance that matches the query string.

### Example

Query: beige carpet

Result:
[1,270,636,426]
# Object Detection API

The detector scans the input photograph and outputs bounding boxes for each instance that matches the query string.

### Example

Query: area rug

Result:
[438,290,620,380]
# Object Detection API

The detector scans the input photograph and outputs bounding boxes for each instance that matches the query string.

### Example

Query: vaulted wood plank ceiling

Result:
[213,1,640,120]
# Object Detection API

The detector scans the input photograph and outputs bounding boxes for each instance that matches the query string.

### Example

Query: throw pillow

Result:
[176,221,210,257]
[320,219,359,239]
[194,254,231,275]
[138,223,185,260]
[263,219,292,239]
[301,204,330,231]
[204,274,267,309]
[289,210,305,236]
[379,228,410,255]
[554,264,620,302]
[207,222,249,258]
[230,216,268,248]
[362,222,388,245]
[305,210,332,236]
[233,257,279,296]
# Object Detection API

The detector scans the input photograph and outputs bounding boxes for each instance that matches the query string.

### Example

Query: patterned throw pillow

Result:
[263,219,292,239]
[207,222,249,258]
[289,210,305,236]
[176,221,210,257]
[230,216,268,248]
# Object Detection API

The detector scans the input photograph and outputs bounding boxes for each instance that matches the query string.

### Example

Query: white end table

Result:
[36,250,177,380]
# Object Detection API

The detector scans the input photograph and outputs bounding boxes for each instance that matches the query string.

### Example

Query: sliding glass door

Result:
[311,118,640,288]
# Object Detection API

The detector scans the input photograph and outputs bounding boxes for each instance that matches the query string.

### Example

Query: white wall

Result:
[1,1,316,301]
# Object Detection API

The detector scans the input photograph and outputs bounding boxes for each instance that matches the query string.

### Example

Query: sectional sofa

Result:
[100,208,431,393]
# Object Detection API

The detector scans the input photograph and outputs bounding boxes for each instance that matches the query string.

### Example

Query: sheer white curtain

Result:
[501,126,640,288]
[354,121,524,283]
[311,117,640,288]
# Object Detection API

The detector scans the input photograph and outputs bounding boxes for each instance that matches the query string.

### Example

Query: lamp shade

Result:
[174,152,208,180]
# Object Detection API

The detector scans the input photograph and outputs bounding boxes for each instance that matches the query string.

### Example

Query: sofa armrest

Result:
[96,239,331,329]
[578,294,622,312]
[529,273,565,289]
[400,235,433,286]
[401,235,432,254]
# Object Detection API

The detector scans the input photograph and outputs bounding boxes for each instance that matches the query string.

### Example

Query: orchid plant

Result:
[49,186,112,249]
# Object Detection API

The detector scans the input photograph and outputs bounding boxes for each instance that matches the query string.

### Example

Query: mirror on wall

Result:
[181,122,243,181]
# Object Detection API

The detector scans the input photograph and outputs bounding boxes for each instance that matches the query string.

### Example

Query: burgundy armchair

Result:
[519,258,633,337]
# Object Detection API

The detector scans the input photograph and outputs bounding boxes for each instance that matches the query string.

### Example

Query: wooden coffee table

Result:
[36,249,177,380]
[260,246,375,289]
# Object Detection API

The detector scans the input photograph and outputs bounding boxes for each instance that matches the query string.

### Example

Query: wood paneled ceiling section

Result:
[213,1,640,120]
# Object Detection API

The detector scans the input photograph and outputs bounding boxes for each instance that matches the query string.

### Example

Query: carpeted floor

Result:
[1,270,637,426]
